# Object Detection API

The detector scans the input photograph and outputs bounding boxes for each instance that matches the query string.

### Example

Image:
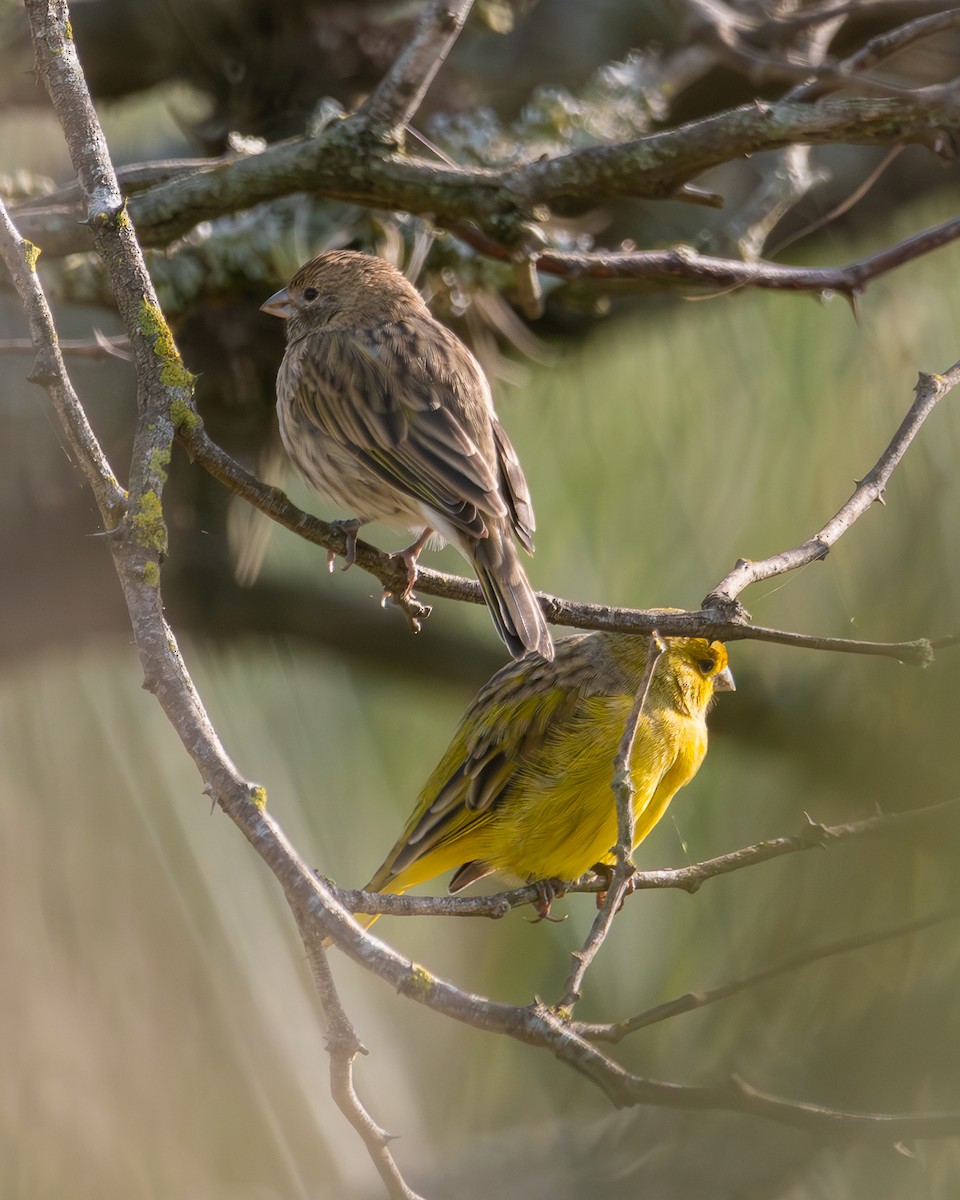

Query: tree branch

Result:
[0,202,127,523]
[558,633,666,1011]
[15,93,960,259]
[20,4,425,1195]
[301,931,426,1200]
[333,796,960,918]
[573,903,960,1042]
[355,0,474,138]
[704,361,960,612]
[522,213,960,297]
[173,416,942,664]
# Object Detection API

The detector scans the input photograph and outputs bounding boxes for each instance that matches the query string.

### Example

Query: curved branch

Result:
[176,416,941,664]
[304,878,960,1140]
[704,361,960,611]
[528,214,960,296]
[0,202,126,522]
[303,935,427,1200]
[574,904,960,1042]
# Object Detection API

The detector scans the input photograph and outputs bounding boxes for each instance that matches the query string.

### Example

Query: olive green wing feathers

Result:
[365,636,607,891]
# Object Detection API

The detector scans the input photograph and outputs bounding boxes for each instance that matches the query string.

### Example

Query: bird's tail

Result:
[470,532,554,661]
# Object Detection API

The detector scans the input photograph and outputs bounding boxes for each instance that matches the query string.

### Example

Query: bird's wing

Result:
[491,418,536,552]
[293,319,509,537]
[374,638,604,883]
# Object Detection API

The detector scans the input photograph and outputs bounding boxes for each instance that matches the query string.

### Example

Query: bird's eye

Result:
[303,287,319,301]
[697,658,715,675]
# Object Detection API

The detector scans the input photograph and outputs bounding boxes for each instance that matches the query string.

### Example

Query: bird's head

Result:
[659,637,735,717]
[260,250,428,339]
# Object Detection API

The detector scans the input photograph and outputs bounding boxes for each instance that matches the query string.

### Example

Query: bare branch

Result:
[306,894,960,1140]
[796,9,960,102]
[301,932,427,1200]
[558,633,666,1011]
[0,201,126,523]
[175,416,940,664]
[704,361,960,611]
[334,797,960,918]
[14,93,960,258]
[522,213,960,296]
[0,331,131,359]
[20,5,424,1194]
[574,904,960,1042]
[355,0,474,137]
[690,4,960,101]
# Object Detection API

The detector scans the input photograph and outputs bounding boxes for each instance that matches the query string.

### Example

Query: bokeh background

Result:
[2,2,960,1197]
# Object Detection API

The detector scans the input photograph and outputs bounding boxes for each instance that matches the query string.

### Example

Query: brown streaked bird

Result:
[261,251,554,661]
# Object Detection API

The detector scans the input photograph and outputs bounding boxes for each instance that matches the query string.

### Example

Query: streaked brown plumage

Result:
[261,251,553,661]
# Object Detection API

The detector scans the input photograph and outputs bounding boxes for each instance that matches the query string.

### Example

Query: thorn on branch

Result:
[800,812,832,847]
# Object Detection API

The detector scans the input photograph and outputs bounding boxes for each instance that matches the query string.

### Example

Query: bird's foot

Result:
[381,590,432,635]
[591,862,636,912]
[387,528,433,600]
[328,518,363,573]
[529,878,569,923]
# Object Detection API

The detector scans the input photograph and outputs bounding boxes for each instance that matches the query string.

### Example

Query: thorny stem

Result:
[704,362,960,612]
[558,634,666,1010]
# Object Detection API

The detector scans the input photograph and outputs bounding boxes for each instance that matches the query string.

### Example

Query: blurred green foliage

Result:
[2,189,960,1197]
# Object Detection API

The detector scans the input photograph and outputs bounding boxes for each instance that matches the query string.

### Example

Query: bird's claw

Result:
[389,528,432,600]
[528,878,568,922]
[381,590,432,635]
[387,548,419,601]
[328,518,362,573]
[592,863,637,912]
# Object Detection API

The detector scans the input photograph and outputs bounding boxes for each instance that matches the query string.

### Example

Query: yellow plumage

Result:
[360,632,734,925]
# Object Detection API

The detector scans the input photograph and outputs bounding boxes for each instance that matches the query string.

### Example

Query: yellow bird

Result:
[359,632,734,927]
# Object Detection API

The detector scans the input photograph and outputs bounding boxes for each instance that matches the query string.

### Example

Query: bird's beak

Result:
[260,287,295,319]
[714,665,736,692]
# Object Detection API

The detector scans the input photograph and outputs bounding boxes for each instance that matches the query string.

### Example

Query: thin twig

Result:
[301,930,426,1200]
[334,796,960,918]
[516,214,960,297]
[768,0,952,34]
[794,8,960,103]
[558,633,666,1010]
[177,415,941,663]
[692,4,960,101]
[574,904,960,1041]
[704,362,960,611]
[0,331,132,359]
[356,0,475,137]
[0,201,127,523]
[301,879,960,1140]
[764,145,904,260]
